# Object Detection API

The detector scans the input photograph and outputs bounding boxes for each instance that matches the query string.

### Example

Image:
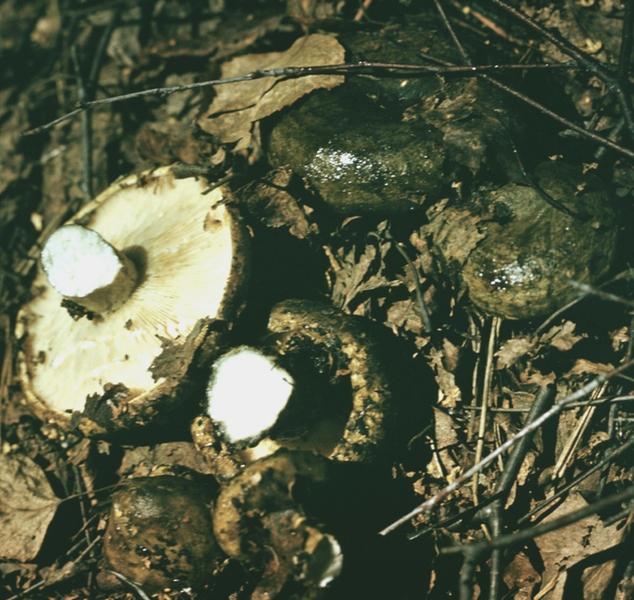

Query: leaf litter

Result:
[1,1,633,599]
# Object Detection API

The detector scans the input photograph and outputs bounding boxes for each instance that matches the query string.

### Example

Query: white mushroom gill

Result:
[207,347,294,443]
[20,173,239,415]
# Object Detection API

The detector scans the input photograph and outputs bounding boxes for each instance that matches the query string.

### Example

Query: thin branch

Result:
[22,60,578,136]
[569,280,634,309]
[71,45,93,199]
[488,388,554,600]
[443,484,634,556]
[619,0,634,81]
[379,359,634,535]
[518,434,634,526]
[487,0,634,140]
[420,11,634,160]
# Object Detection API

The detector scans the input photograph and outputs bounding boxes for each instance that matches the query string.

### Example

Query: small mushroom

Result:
[193,299,407,480]
[102,473,225,593]
[17,167,249,433]
[212,450,343,600]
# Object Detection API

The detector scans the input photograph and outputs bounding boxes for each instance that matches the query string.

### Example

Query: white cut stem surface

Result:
[207,347,294,443]
[42,225,126,298]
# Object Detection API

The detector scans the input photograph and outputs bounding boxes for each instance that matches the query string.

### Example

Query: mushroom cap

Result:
[17,167,248,431]
[102,475,224,592]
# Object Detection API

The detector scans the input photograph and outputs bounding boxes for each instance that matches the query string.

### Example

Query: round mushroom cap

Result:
[17,168,248,431]
[103,475,224,592]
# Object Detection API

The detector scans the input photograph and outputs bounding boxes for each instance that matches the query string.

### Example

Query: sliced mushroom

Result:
[17,167,249,434]
[193,299,407,480]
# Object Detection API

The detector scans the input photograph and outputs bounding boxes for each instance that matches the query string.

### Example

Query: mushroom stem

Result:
[41,224,138,314]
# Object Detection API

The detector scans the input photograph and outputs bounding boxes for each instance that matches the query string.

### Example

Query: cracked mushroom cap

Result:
[17,167,248,433]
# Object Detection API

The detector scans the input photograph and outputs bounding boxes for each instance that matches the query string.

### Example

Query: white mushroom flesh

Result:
[207,347,294,443]
[317,534,344,588]
[41,224,138,312]
[19,174,240,414]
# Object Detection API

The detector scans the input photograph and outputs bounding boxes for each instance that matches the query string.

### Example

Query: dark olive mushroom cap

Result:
[461,162,619,319]
[103,475,224,592]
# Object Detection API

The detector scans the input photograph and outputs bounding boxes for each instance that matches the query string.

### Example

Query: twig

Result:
[619,0,634,81]
[459,549,478,600]
[22,60,579,136]
[428,1,634,159]
[107,570,152,600]
[462,394,634,411]
[472,317,500,505]
[442,484,634,556]
[379,358,634,535]
[71,45,93,199]
[487,387,554,600]
[354,0,374,22]
[552,383,605,481]
[395,242,432,333]
[487,0,634,140]
[518,433,634,526]
[569,280,634,309]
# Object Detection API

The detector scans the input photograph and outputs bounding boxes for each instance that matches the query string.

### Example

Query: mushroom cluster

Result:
[17,164,418,598]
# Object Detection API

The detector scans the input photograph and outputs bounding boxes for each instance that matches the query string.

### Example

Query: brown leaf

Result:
[541,320,585,352]
[427,347,462,408]
[534,492,624,599]
[567,359,613,376]
[419,203,486,268]
[502,552,541,600]
[495,321,584,370]
[198,34,345,152]
[496,336,534,370]
[239,168,315,239]
[0,454,60,561]
[330,240,397,311]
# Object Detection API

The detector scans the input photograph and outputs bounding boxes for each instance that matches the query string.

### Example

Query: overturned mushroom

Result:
[213,450,343,600]
[101,473,225,593]
[193,299,408,480]
[17,167,248,434]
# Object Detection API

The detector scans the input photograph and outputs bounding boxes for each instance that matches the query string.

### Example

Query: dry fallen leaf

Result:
[0,454,60,561]
[416,203,486,271]
[330,240,397,312]
[541,320,585,352]
[567,359,614,376]
[534,492,625,599]
[198,34,345,153]
[238,168,315,239]
[496,321,585,370]
[427,346,462,408]
[502,552,541,600]
[496,336,535,370]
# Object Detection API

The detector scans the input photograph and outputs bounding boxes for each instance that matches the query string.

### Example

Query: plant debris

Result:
[0,453,60,562]
[1,1,633,599]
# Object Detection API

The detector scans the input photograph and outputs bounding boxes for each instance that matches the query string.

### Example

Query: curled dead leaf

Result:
[0,454,60,561]
[198,34,345,154]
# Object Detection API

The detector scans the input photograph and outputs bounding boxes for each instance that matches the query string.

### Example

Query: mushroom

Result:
[101,473,225,593]
[17,167,249,434]
[212,450,344,600]
[193,299,408,480]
